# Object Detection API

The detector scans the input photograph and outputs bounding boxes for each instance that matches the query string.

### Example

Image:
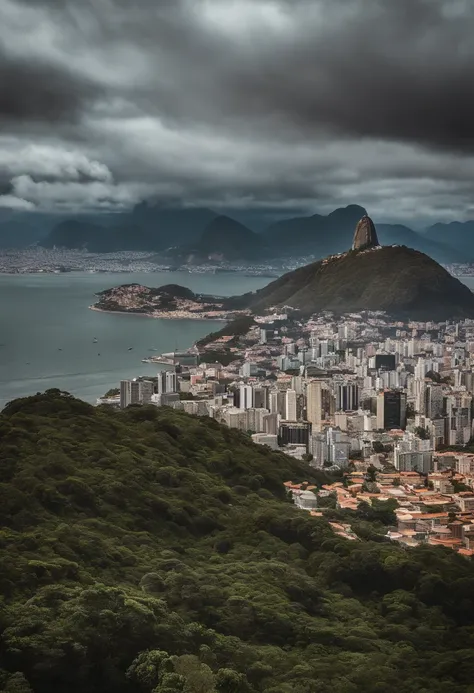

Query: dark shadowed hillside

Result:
[263,204,367,258]
[174,215,266,263]
[244,245,474,319]
[424,220,474,260]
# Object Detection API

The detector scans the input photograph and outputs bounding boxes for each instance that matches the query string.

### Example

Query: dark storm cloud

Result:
[0,53,99,124]
[130,0,473,152]
[222,0,474,151]
[1,0,474,219]
[5,0,474,149]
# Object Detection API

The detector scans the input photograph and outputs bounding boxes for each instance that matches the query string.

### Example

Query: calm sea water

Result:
[0,271,270,409]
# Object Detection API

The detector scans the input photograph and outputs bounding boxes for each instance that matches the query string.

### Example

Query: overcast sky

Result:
[1,0,473,224]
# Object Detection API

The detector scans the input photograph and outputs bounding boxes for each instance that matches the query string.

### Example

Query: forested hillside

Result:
[1,391,474,693]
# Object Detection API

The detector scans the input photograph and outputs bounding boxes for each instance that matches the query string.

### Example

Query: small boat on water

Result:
[93,337,98,343]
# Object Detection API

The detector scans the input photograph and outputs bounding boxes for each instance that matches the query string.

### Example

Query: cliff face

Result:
[352,215,379,250]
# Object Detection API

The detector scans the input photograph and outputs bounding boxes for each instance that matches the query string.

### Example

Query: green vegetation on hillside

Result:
[245,245,474,320]
[2,390,474,693]
[196,316,255,365]
[197,316,255,347]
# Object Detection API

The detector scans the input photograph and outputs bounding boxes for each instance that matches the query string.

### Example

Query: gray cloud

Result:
[0,53,99,125]
[1,0,474,222]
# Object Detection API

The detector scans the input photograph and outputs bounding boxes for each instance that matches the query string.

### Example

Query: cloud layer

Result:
[1,0,474,223]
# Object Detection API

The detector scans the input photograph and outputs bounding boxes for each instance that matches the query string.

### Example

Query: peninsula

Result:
[92,282,250,320]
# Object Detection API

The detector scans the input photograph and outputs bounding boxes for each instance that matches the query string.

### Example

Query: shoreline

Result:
[89,305,230,321]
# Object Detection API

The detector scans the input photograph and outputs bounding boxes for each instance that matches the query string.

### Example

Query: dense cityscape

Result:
[0,247,292,276]
[107,309,474,555]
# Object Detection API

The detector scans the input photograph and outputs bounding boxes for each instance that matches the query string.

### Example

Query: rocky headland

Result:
[92,283,249,321]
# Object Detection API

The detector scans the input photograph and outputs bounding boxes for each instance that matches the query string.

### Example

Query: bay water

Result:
[0,271,270,409]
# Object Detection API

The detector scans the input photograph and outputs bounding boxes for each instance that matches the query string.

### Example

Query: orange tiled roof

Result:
[428,537,462,546]
[415,513,449,520]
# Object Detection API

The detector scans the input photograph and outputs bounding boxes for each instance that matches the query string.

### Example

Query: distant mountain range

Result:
[1,201,472,264]
[421,221,474,259]
[263,204,460,264]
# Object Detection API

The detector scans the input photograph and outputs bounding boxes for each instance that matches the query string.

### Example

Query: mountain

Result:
[130,203,217,248]
[263,204,367,258]
[0,209,57,248]
[41,219,108,250]
[238,217,474,320]
[424,220,474,260]
[2,389,474,693]
[35,201,469,261]
[175,215,266,263]
[41,206,218,252]
[262,205,461,263]
[376,223,460,264]
[352,214,379,250]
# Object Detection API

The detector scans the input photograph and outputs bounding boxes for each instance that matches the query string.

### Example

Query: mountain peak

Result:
[328,204,367,220]
[187,214,263,262]
[352,215,379,251]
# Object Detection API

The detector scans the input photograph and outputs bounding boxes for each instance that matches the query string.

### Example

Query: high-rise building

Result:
[120,380,130,409]
[247,408,269,432]
[306,381,323,431]
[321,385,335,420]
[263,412,279,435]
[376,390,407,430]
[158,369,178,394]
[140,380,154,404]
[239,384,254,410]
[253,386,268,410]
[278,421,311,448]
[285,389,297,420]
[335,383,359,412]
[242,361,258,378]
[374,354,396,371]
[269,390,286,416]
[310,433,327,468]
[326,427,351,466]
[291,375,304,395]
[120,379,141,409]
[425,383,444,419]
[165,370,178,393]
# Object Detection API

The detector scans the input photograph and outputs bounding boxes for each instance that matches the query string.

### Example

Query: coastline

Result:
[89,305,229,321]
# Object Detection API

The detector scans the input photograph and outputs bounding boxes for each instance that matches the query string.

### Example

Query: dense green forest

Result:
[1,391,474,693]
